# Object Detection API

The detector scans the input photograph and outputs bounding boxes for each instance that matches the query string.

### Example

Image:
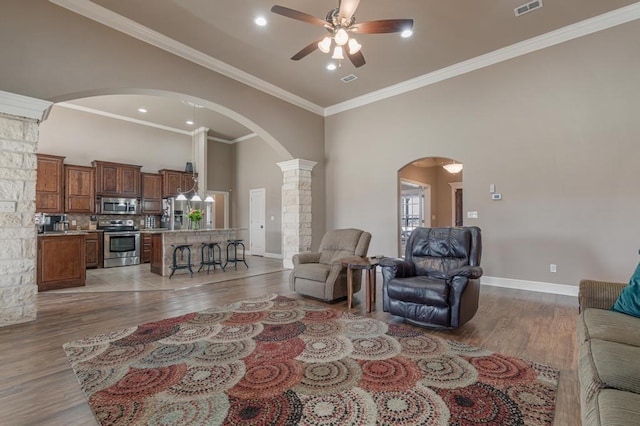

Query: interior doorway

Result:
[400,180,431,255]
[397,157,463,256]
[249,188,266,256]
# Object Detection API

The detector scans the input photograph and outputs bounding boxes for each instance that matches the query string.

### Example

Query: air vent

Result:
[514,0,542,17]
[341,74,358,83]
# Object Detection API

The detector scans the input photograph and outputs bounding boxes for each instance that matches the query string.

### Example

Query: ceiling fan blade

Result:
[351,19,414,34]
[271,5,328,27]
[347,50,366,68]
[291,37,325,61]
[339,0,361,21]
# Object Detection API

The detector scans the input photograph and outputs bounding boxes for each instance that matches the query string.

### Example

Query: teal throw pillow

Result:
[611,262,640,318]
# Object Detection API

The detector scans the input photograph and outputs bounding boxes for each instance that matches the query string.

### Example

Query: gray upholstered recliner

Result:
[289,228,371,302]
[380,226,482,329]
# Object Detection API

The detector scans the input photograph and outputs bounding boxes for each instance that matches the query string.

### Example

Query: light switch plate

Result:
[0,201,16,213]
[467,211,478,219]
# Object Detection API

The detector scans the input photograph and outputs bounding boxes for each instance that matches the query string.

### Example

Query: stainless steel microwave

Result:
[100,197,139,215]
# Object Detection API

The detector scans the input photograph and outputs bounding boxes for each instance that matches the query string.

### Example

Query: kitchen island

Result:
[148,228,241,277]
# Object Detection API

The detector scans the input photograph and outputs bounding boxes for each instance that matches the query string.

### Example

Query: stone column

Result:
[277,159,317,268]
[0,91,52,327]
[192,126,209,195]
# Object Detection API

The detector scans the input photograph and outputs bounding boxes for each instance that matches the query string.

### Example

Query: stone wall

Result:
[278,159,316,269]
[0,113,38,326]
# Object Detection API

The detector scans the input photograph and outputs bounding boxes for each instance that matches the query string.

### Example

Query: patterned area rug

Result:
[63,294,559,425]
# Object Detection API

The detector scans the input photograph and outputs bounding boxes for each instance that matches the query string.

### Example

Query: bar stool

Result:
[169,244,193,278]
[224,239,248,270]
[198,242,225,274]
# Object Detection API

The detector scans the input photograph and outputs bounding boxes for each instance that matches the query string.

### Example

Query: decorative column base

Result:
[277,159,317,269]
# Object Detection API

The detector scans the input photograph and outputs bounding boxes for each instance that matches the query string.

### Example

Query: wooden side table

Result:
[342,257,380,313]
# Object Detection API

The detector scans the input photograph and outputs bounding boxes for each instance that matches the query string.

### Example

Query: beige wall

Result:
[0,0,326,244]
[235,138,289,255]
[39,106,191,171]
[325,21,640,286]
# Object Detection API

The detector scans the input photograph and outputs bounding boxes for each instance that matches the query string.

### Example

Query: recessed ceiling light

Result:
[137,108,147,113]
[186,120,194,125]
[326,63,337,71]
[254,16,267,26]
[401,29,413,38]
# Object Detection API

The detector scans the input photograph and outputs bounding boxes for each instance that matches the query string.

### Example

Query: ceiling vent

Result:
[514,0,543,17]
[341,74,358,83]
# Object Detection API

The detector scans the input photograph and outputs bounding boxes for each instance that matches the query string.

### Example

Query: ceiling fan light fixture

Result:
[326,63,337,71]
[334,28,349,46]
[348,38,361,54]
[443,163,463,174]
[332,46,344,60]
[401,29,413,38]
[318,36,332,53]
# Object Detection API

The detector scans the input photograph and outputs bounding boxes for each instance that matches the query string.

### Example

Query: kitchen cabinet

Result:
[93,160,142,197]
[142,232,152,263]
[150,233,164,275]
[36,154,65,213]
[65,164,95,213]
[141,172,163,214]
[37,234,86,291]
[85,232,103,269]
[159,169,198,198]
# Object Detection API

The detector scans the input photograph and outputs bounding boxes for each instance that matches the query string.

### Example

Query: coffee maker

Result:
[39,213,67,232]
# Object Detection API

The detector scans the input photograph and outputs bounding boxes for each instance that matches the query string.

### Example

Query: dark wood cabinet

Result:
[142,232,152,263]
[150,233,164,275]
[37,234,86,291]
[85,232,103,269]
[93,160,142,197]
[141,172,163,214]
[65,164,95,213]
[36,154,65,213]
[159,169,198,198]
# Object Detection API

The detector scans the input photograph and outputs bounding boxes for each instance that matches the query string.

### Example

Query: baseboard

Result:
[264,252,283,260]
[481,276,579,297]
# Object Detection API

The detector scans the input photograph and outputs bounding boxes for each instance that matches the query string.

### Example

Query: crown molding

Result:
[0,90,53,122]
[58,101,256,144]
[57,101,192,135]
[50,1,640,118]
[49,0,324,116]
[325,2,640,115]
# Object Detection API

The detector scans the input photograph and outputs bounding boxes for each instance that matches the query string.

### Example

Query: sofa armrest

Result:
[379,257,416,280]
[578,279,626,312]
[446,265,483,280]
[292,251,321,266]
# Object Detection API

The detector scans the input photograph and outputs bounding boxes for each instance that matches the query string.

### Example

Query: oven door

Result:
[103,232,141,267]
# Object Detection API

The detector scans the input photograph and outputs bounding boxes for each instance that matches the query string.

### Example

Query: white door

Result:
[249,188,266,256]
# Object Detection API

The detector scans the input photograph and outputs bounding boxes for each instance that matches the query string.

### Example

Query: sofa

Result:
[577,279,640,425]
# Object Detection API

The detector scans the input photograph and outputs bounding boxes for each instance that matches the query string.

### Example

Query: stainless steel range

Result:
[98,219,141,268]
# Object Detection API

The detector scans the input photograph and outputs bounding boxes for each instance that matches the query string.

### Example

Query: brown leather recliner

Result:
[289,228,371,302]
[380,226,482,329]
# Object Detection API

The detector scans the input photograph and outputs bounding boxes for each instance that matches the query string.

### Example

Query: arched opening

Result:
[397,157,464,256]
[38,90,294,257]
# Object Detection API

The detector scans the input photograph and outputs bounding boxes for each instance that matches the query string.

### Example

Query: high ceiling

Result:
[52,0,639,138]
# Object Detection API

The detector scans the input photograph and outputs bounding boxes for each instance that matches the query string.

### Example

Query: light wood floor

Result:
[0,262,580,425]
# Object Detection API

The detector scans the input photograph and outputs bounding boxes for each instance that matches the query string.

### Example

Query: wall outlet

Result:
[71,220,77,226]
[489,184,495,193]
[550,264,557,273]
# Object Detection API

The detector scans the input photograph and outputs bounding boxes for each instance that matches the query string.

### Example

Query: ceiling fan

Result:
[271,0,414,68]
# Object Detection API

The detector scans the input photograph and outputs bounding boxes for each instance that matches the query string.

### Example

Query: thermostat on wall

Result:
[492,193,502,200]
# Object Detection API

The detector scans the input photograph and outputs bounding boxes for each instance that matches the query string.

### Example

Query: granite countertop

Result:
[143,228,243,234]
[38,230,90,237]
